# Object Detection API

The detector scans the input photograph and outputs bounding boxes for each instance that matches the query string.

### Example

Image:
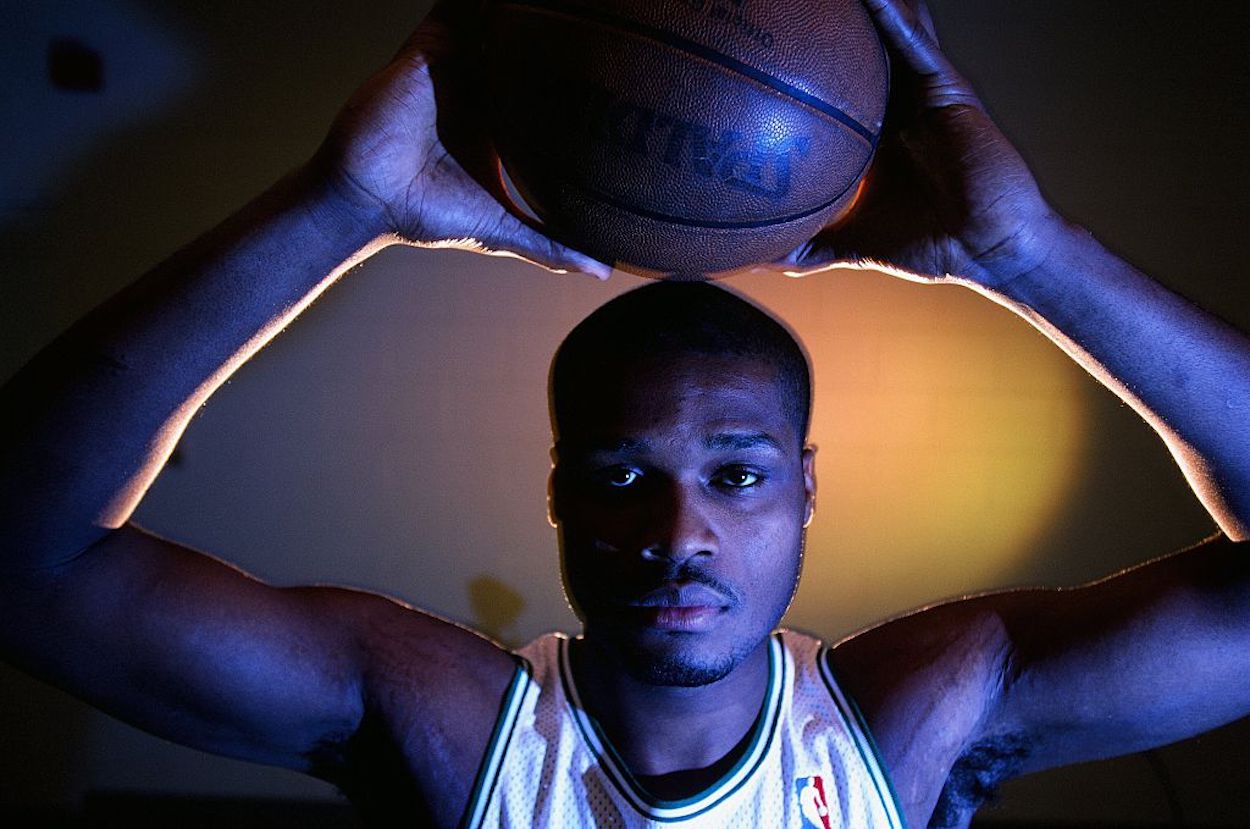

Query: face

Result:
[552,353,816,687]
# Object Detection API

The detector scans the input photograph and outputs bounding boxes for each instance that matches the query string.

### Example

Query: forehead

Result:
[557,354,795,451]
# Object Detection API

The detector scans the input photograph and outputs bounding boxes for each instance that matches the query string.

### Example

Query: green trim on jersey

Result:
[461,656,534,829]
[557,633,786,822]
[819,648,908,829]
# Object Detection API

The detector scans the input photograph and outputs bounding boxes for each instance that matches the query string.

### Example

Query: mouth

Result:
[623,581,729,632]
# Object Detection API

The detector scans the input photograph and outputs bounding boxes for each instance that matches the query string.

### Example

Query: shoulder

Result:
[826,604,1017,826]
[331,595,523,826]
[828,603,1012,710]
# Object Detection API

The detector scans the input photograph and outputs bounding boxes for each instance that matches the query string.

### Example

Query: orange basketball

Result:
[485,0,889,277]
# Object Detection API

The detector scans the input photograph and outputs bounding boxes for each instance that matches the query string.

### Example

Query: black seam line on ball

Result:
[494,0,879,145]
[582,187,849,230]
[559,135,875,231]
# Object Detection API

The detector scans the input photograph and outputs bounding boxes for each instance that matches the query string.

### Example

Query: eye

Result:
[714,466,761,488]
[599,466,642,488]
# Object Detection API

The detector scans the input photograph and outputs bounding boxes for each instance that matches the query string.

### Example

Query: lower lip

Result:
[632,605,722,631]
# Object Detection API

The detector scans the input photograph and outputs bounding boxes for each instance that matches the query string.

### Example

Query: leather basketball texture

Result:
[486,0,889,276]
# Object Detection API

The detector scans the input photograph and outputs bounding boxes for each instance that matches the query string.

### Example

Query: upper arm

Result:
[985,534,1250,773]
[829,535,1250,824]
[0,523,516,786]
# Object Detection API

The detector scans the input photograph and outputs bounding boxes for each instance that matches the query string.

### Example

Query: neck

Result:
[568,635,773,797]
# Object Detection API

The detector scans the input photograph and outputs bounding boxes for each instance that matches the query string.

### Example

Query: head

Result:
[549,282,816,687]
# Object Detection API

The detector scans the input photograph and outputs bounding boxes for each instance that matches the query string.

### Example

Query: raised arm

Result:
[791,0,1250,537]
[1,2,602,568]
[0,4,599,822]
[812,1,1250,825]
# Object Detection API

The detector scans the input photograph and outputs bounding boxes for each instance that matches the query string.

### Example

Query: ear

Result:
[802,444,818,528]
[546,463,562,528]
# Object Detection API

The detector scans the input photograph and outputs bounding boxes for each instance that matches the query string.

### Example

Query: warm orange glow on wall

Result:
[726,267,1089,638]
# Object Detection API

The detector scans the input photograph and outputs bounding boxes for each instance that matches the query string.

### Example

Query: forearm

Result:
[968,220,1250,539]
[0,163,393,569]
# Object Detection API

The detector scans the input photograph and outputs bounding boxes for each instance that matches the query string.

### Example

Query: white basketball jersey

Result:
[463,630,905,828]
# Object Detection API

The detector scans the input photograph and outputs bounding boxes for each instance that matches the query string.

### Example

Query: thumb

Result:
[866,0,975,90]
[463,211,613,280]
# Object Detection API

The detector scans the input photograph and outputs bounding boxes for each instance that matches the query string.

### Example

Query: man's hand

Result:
[316,0,610,278]
[787,0,1057,288]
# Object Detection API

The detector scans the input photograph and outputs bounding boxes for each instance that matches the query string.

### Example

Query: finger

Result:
[394,0,481,66]
[480,213,613,280]
[773,230,855,275]
[910,0,939,42]
[866,0,985,113]
[863,0,953,80]
[420,10,500,205]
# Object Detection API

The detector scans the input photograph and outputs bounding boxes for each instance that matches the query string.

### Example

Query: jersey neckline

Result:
[556,632,787,822]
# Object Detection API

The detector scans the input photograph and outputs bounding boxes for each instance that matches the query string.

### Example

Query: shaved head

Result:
[550,283,812,448]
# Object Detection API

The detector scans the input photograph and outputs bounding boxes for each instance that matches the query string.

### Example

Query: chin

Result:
[612,630,755,688]
[623,647,737,687]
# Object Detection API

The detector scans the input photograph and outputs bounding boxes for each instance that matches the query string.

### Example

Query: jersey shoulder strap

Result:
[460,647,538,829]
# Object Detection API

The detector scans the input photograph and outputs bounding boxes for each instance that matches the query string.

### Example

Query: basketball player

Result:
[1,1,1247,827]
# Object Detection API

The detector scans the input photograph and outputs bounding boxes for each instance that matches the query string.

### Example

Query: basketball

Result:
[484,0,889,277]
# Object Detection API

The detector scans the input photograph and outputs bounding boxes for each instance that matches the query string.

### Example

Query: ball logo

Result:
[580,84,810,201]
[796,775,834,829]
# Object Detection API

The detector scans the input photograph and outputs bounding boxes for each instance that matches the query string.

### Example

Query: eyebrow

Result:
[704,432,784,453]
[587,438,649,455]
[566,432,784,457]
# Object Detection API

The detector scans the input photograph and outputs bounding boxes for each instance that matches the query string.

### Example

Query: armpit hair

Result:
[928,733,1031,829]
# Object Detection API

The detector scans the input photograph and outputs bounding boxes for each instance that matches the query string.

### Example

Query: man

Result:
[1,0,1247,826]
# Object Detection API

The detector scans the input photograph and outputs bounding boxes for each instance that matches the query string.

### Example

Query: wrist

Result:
[962,216,1136,332]
[962,212,1087,298]
[294,153,399,253]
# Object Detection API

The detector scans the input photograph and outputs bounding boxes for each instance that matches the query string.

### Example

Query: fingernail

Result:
[577,257,612,280]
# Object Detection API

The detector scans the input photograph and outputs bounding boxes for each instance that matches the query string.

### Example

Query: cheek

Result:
[557,530,598,622]
[726,508,804,593]
[559,487,648,544]
[558,523,631,597]
[559,509,634,560]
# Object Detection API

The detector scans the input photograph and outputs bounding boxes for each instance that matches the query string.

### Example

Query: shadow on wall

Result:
[468,574,527,649]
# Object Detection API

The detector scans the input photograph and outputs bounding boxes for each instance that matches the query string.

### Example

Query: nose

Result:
[641,483,718,565]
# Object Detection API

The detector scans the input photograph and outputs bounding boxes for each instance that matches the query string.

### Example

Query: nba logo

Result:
[795,775,833,829]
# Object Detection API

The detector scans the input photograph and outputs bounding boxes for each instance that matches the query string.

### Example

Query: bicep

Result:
[986,535,1250,774]
[0,523,511,777]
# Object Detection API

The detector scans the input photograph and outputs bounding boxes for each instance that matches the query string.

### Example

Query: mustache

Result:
[615,563,741,607]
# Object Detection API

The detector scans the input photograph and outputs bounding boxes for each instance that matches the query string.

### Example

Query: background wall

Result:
[1,0,1247,824]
